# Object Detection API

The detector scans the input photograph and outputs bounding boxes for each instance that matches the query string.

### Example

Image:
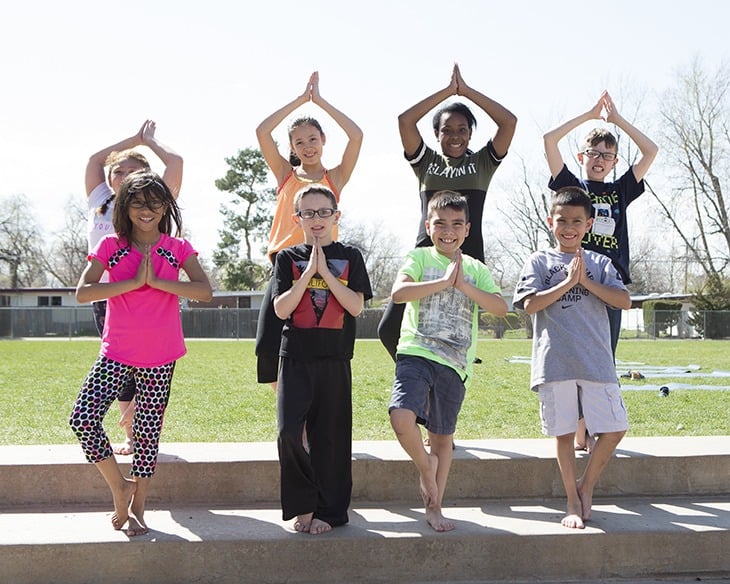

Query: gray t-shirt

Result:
[513,248,626,390]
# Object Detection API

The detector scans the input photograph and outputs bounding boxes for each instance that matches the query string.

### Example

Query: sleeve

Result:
[475,262,501,295]
[177,239,198,265]
[346,247,373,301]
[404,140,427,165]
[88,235,113,267]
[621,168,645,206]
[512,254,542,310]
[599,255,628,290]
[271,249,293,299]
[547,164,580,191]
[397,249,424,283]
[87,182,113,211]
[485,140,505,164]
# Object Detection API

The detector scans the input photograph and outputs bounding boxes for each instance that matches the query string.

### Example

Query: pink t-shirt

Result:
[90,233,197,367]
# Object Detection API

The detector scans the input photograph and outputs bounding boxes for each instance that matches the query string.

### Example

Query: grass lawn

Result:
[1,338,729,445]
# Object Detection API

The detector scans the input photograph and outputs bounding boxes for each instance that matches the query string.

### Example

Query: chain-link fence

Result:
[0,306,384,339]
[1,307,728,340]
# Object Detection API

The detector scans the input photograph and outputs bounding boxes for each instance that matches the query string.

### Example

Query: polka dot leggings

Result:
[69,355,175,478]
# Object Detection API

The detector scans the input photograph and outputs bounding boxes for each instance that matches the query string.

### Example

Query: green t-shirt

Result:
[396,247,501,383]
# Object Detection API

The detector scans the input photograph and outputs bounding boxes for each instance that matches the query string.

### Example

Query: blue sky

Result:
[1,0,728,261]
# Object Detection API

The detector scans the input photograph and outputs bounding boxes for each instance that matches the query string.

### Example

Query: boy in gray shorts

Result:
[388,190,508,532]
[513,186,632,529]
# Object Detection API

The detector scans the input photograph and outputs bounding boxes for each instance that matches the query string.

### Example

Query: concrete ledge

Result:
[1,496,729,584]
[2,437,730,508]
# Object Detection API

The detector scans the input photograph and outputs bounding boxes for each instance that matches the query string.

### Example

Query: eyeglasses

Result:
[582,149,618,161]
[296,208,336,219]
[129,198,165,210]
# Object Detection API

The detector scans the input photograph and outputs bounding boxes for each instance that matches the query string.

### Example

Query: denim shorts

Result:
[389,355,466,435]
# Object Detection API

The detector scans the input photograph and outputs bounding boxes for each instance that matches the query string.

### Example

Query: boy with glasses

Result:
[543,91,658,450]
[272,185,372,535]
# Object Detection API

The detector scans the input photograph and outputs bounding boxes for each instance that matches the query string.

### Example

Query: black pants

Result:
[377,300,405,363]
[607,306,622,358]
[277,356,352,526]
[254,277,285,383]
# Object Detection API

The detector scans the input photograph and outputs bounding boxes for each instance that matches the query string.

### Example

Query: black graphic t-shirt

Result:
[272,241,373,360]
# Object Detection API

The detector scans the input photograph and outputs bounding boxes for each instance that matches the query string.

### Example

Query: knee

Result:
[278,422,304,446]
[389,408,415,434]
[68,411,88,438]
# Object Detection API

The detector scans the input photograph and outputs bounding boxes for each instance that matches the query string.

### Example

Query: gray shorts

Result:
[537,379,629,437]
[389,355,466,435]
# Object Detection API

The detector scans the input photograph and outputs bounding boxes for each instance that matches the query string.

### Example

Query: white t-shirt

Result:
[87,182,115,252]
[87,182,115,285]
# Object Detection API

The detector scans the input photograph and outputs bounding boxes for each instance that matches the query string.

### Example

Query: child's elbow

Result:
[492,300,509,318]
[75,286,90,304]
[390,289,406,304]
[617,295,632,311]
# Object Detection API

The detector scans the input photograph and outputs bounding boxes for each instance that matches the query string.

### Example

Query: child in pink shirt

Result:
[70,171,212,537]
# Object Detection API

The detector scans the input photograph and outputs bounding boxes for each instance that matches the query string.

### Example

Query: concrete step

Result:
[1,496,729,584]
[1,437,729,583]
[2,437,730,508]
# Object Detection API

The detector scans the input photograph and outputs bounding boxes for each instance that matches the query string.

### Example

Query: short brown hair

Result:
[583,128,617,151]
[427,190,469,222]
[550,186,593,217]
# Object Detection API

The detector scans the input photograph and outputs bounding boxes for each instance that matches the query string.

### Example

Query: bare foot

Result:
[561,497,585,529]
[111,479,136,530]
[113,438,134,456]
[577,481,593,521]
[309,518,332,535]
[418,454,439,508]
[126,516,149,537]
[561,511,585,529]
[294,513,313,533]
[425,507,455,532]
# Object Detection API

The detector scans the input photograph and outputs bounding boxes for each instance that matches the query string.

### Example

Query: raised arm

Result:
[139,121,184,199]
[602,92,658,182]
[310,72,363,192]
[84,120,183,199]
[85,122,145,196]
[398,68,458,157]
[453,64,516,158]
[543,94,605,180]
[255,75,312,186]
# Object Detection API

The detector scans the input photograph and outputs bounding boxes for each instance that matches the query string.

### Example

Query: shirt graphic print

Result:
[290,258,349,329]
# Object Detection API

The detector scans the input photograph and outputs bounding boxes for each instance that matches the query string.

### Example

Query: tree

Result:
[0,194,46,288]
[43,195,88,287]
[688,274,730,339]
[213,148,276,290]
[497,157,555,256]
[339,220,403,302]
[649,58,730,282]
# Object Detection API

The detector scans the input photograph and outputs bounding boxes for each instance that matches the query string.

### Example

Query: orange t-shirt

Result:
[267,169,340,260]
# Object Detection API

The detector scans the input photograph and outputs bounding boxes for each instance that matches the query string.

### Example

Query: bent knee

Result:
[389,407,416,433]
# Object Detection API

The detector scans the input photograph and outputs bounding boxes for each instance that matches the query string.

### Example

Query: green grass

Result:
[1,338,729,445]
